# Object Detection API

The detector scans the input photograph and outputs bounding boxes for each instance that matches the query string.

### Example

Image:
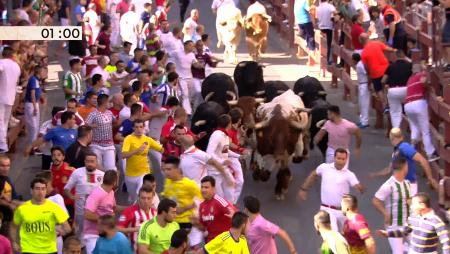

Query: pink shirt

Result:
[322,119,357,149]
[0,235,12,254]
[83,186,116,235]
[246,214,280,254]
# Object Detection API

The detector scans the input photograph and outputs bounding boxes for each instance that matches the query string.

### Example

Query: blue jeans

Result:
[299,22,316,51]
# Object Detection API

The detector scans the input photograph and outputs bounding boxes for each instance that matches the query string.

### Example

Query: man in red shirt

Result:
[361,33,396,111]
[82,45,99,78]
[351,14,365,53]
[117,186,157,252]
[192,176,235,243]
[341,194,376,254]
[116,0,130,17]
[50,146,75,219]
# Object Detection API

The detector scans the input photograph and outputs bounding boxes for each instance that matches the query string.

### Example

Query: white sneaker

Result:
[16,86,23,94]
[8,118,18,128]
[10,116,20,124]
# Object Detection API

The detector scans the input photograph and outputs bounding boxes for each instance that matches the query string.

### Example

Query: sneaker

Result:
[8,118,18,128]
[10,116,20,124]
[428,152,440,162]
[0,149,8,154]
[357,123,369,129]
[383,106,390,114]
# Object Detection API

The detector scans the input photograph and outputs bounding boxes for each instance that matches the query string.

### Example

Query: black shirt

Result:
[385,59,412,87]
[65,141,91,169]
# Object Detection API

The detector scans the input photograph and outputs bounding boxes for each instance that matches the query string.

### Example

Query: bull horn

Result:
[318,91,327,96]
[277,90,286,94]
[227,100,238,106]
[254,98,265,103]
[289,120,305,130]
[296,108,311,113]
[255,91,265,96]
[297,92,304,96]
[226,91,237,100]
[254,119,269,130]
[204,92,214,102]
[194,120,207,126]
[316,119,326,128]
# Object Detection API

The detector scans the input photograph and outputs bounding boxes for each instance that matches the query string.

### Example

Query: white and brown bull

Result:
[244,13,269,61]
[252,90,311,200]
[216,5,243,64]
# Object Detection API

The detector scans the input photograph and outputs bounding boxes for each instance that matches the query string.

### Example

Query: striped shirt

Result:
[375,176,412,226]
[118,204,157,251]
[63,70,83,101]
[387,211,450,254]
[153,83,178,107]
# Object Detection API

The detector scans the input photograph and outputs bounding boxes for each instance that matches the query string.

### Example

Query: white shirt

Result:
[64,167,105,197]
[355,61,368,84]
[148,107,169,139]
[316,163,359,207]
[165,36,184,63]
[206,130,239,165]
[183,17,198,42]
[119,106,131,121]
[246,1,268,18]
[180,146,212,185]
[90,65,110,82]
[84,9,100,32]
[317,2,336,30]
[350,0,370,22]
[211,0,236,12]
[0,58,20,106]
[374,176,412,226]
[172,50,197,79]
[133,0,150,18]
[120,11,140,43]
[159,31,174,50]
[16,9,30,23]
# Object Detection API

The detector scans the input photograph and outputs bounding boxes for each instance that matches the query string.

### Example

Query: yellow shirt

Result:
[204,231,250,254]
[13,199,69,253]
[122,134,163,177]
[161,177,202,223]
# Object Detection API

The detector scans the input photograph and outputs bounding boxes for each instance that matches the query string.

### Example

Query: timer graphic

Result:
[0,26,82,40]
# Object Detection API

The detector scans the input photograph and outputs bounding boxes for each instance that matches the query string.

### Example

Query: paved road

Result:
[8,1,440,253]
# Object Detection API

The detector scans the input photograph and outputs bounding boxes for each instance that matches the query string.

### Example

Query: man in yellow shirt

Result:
[11,177,71,253]
[161,156,203,248]
[122,119,163,204]
[197,211,250,254]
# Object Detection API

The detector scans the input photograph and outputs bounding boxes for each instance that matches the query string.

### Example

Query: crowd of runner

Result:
[0,0,448,253]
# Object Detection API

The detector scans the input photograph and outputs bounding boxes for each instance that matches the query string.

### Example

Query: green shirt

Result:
[13,200,69,253]
[137,217,180,254]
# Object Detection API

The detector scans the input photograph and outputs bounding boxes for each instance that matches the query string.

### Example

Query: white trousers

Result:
[209,171,235,203]
[325,147,350,168]
[191,78,204,112]
[320,205,346,232]
[179,78,193,115]
[84,234,99,254]
[229,157,244,204]
[0,103,12,151]
[74,197,88,243]
[386,225,406,254]
[387,87,407,128]
[125,174,144,204]
[404,99,435,156]
[358,83,370,126]
[91,144,117,171]
[25,102,40,144]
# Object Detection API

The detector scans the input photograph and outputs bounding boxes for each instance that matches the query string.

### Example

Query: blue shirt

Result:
[25,76,42,103]
[119,119,134,138]
[79,87,108,105]
[126,59,140,74]
[92,232,133,254]
[44,126,77,150]
[392,141,417,182]
[74,4,86,18]
[294,0,311,24]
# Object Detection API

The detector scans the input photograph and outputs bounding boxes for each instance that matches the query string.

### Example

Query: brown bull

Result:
[245,14,269,61]
[253,104,310,200]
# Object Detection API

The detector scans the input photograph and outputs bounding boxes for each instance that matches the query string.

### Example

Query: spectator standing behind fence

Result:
[404,63,440,162]
[377,0,407,53]
[353,53,370,128]
[294,0,317,65]
[381,50,412,129]
[316,0,336,65]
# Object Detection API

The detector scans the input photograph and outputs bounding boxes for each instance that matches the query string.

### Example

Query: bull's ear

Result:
[238,62,246,67]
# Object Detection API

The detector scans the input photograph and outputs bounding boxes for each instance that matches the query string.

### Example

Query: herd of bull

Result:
[189,61,331,200]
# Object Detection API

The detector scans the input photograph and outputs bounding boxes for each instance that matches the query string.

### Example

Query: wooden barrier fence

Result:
[283,0,450,204]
